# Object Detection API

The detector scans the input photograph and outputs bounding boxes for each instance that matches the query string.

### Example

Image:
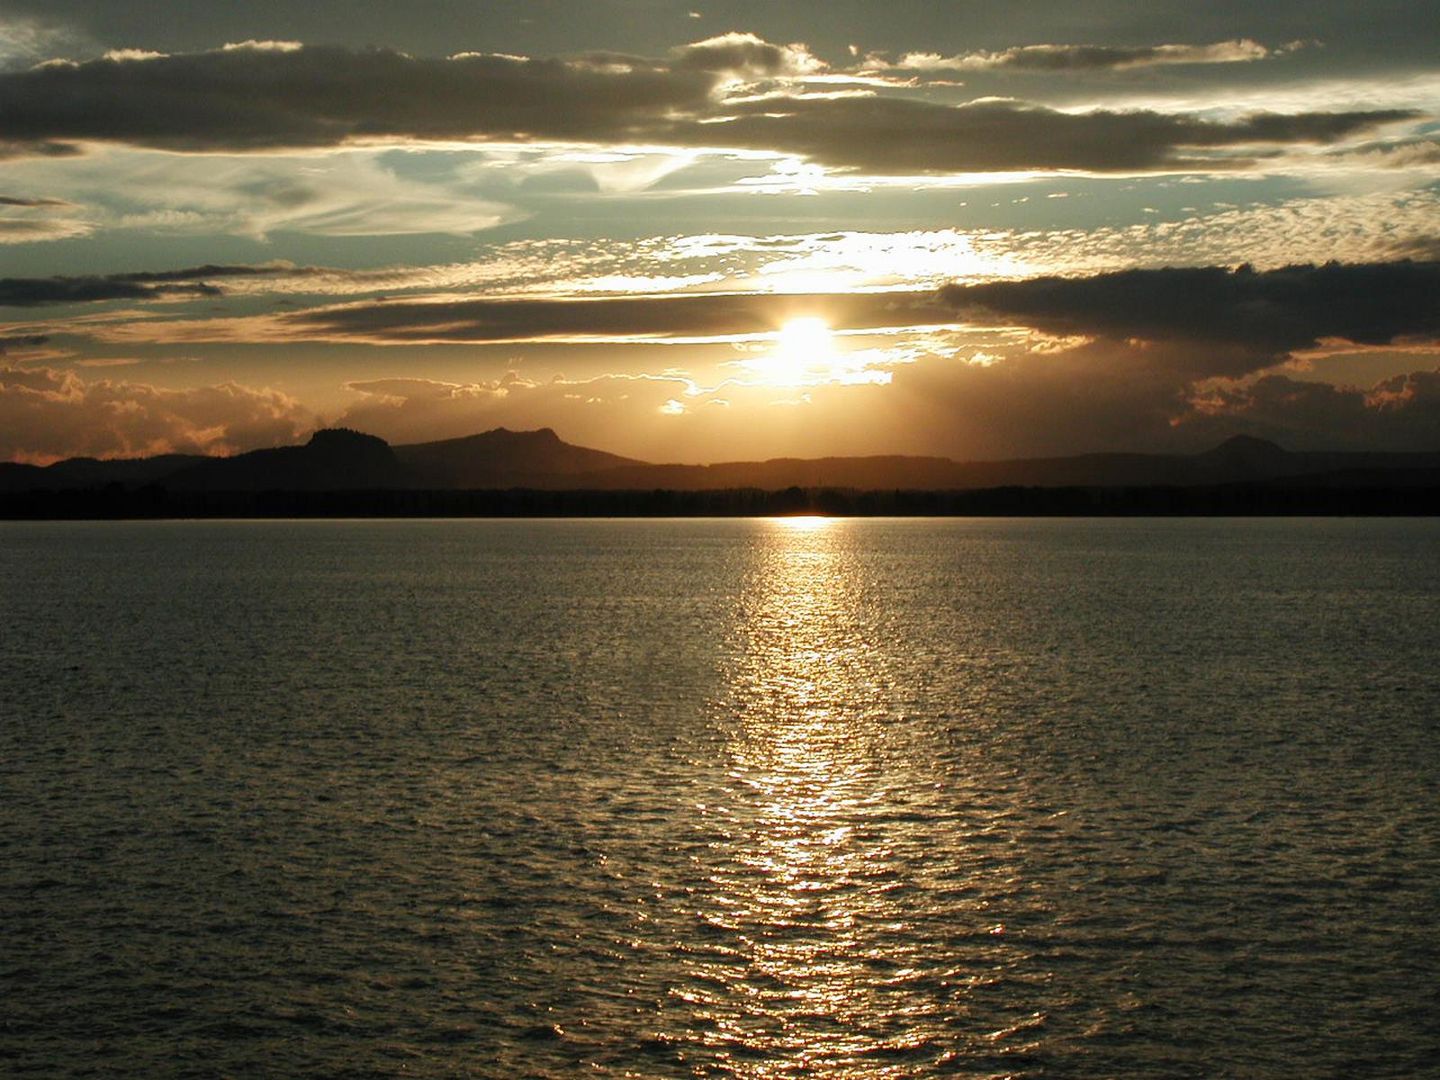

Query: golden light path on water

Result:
[675,516,984,1076]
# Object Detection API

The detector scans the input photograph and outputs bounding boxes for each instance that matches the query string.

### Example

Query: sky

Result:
[1,0,1438,464]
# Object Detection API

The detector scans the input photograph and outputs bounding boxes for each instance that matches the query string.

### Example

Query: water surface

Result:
[2,518,1438,1077]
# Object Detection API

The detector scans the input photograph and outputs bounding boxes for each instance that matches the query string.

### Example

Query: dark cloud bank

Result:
[0,263,312,306]
[0,41,1416,173]
[940,260,1440,366]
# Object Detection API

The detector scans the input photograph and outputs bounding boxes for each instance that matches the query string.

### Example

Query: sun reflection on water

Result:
[771,514,831,532]
[674,517,958,1075]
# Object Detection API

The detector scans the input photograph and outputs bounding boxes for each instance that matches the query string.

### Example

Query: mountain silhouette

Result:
[164,428,410,491]
[1194,434,1290,479]
[393,426,641,488]
[4,427,1440,495]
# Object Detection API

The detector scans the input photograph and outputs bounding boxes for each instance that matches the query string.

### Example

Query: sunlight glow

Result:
[735,316,896,388]
[744,316,838,386]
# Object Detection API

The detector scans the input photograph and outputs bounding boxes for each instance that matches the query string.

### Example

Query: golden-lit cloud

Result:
[885,39,1285,73]
[0,364,313,463]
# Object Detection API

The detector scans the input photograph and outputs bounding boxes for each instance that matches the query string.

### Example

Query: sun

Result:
[747,316,838,386]
[778,316,834,358]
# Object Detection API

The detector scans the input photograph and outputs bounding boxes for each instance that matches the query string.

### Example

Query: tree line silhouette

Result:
[3,482,1437,519]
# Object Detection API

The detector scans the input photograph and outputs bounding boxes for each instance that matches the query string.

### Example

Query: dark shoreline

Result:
[4,483,1439,519]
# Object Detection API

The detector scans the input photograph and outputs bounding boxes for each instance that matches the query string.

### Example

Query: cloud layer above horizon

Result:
[2,3,1437,463]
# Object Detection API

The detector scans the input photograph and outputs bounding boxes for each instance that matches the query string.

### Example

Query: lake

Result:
[2,518,1438,1077]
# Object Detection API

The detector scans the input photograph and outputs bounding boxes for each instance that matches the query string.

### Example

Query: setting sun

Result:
[746,316,838,386]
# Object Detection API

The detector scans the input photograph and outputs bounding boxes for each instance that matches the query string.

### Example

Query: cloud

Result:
[39,249,1440,384]
[0,12,95,72]
[629,189,1440,289]
[892,40,1280,73]
[1,145,520,239]
[1387,236,1440,261]
[0,188,92,243]
[0,272,262,307]
[0,194,73,207]
[0,139,84,160]
[277,259,1440,352]
[0,217,93,243]
[684,96,1416,174]
[0,276,220,306]
[872,337,1189,456]
[0,333,50,353]
[1327,136,1440,169]
[221,40,303,54]
[670,32,824,76]
[885,336,1440,457]
[0,365,314,463]
[990,189,1440,278]
[0,42,718,154]
[940,260,1440,374]
[48,186,1429,305]
[0,40,1416,175]
[1184,370,1440,450]
[0,262,342,304]
[284,289,952,344]
[56,255,1440,368]
[107,262,318,284]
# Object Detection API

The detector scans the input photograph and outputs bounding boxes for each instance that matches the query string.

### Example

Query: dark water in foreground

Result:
[2,518,1438,1078]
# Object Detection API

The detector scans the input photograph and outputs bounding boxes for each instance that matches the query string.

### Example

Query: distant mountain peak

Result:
[1201,434,1287,460]
[307,427,389,450]
[1214,433,1284,452]
[391,425,643,486]
[431,426,563,447]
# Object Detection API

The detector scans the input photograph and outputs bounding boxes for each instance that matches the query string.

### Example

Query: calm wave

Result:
[3,518,1438,1077]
